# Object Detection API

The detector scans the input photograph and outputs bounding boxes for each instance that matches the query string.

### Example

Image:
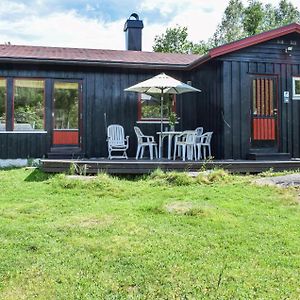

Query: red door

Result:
[52,81,82,146]
[251,76,278,149]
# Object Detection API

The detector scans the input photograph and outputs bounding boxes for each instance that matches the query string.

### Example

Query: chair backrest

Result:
[186,131,196,144]
[200,132,213,144]
[107,124,125,146]
[195,127,203,143]
[181,130,196,144]
[134,126,144,144]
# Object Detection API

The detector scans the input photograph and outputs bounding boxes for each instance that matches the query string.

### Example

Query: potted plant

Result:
[168,111,177,131]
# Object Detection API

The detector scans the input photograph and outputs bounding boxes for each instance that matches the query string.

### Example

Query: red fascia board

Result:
[209,23,300,59]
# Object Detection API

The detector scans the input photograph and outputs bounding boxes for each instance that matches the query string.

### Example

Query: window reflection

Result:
[54,82,79,129]
[0,79,6,131]
[14,79,45,131]
[140,93,175,120]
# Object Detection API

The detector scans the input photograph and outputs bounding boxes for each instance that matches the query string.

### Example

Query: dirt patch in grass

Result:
[164,201,217,216]
[77,216,114,228]
[54,215,116,230]
[165,201,195,214]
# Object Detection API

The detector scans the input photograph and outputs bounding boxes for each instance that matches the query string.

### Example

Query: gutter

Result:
[0,57,195,71]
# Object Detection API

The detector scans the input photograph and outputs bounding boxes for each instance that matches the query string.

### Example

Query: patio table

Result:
[157,131,182,159]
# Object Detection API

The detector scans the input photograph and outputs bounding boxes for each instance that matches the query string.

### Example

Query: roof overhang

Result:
[188,22,300,69]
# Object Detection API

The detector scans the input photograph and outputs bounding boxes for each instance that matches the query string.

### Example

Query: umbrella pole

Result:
[159,89,163,159]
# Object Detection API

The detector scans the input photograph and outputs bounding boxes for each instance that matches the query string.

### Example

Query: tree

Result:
[275,0,300,25]
[210,0,245,47]
[243,0,265,35]
[211,0,300,46]
[153,26,193,54]
[153,0,300,54]
[152,26,211,55]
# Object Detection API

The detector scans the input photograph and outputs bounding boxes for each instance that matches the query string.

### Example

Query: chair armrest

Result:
[125,136,129,146]
[175,133,185,143]
[144,135,155,143]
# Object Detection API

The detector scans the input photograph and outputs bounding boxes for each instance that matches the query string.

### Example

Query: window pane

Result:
[140,93,174,120]
[295,79,300,95]
[54,82,79,129]
[0,79,6,131]
[14,79,45,131]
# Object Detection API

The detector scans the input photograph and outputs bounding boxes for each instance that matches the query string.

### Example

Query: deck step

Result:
[48,147,84,159]
[247,152,291,161]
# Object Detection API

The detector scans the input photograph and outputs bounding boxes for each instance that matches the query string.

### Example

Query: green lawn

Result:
[0,168,300,299]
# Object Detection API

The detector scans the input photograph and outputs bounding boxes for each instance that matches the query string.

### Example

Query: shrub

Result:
[196,169,232,185]
[149,169,193,186]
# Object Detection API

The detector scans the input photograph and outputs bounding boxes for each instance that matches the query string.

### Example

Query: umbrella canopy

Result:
[124,73,201,94]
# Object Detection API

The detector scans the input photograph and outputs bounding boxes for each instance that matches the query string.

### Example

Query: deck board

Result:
[40,158,300,174]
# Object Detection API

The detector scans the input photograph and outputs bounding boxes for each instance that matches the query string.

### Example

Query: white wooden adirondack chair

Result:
[107,124,129,159]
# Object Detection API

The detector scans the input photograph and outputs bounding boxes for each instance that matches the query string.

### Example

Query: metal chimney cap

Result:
[129,13,139,20]
[124,13,144,31]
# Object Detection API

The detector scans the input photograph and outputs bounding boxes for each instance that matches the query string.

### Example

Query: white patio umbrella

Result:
[124,73,201,135]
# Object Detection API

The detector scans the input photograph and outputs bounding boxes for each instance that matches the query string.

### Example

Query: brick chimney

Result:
[124,13,144,51]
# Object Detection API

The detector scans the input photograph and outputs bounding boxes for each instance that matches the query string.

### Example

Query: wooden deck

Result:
[41,158,300,174]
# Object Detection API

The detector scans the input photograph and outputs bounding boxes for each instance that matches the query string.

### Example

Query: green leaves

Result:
[153,0,300,53]
[211,0,300,47]
[153,26,192,54]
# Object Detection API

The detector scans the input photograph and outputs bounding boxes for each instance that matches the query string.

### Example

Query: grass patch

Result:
[0,168,299,299]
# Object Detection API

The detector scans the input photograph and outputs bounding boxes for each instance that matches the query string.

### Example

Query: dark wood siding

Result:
[216,33,300,159]
[0,64,198,158]
[191,61,224,159]
[0,133,48,158]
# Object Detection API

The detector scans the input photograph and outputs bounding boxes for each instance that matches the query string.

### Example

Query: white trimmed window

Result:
[0,78,6,131]
[292,77,300,100]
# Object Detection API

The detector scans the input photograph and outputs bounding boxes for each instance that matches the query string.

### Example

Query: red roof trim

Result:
[209,22,300,59]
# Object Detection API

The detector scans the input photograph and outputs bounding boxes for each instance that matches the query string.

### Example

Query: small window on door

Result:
[293,77,300,100]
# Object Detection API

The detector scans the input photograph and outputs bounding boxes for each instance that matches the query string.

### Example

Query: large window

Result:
[293,77,300,100]
[138,93,176,121]
[14,79,45,131]
[0,79,6,131]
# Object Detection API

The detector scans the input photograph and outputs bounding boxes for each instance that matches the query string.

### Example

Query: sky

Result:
[0,0,299,52]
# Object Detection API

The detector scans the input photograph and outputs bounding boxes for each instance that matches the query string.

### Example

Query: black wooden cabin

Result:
[0,18,299,160]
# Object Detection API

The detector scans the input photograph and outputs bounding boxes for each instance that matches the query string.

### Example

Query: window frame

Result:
[292,76,300,100]
[0,78,7,131]
[12,77,46,131]
[137,93,176,122]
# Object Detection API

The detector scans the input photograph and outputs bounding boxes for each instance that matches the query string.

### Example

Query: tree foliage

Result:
[153,0,300,53]
[152,26,193,54]
[211,0,245,48]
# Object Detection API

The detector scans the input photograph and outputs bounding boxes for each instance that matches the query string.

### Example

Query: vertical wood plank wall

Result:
[191,62,224,159]
[0,65,197,158]
[219,32,300,158]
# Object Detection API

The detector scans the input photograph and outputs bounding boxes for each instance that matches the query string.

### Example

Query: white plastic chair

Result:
[107,124,129,159]
[134,126,158,160]
[195,127,203,143]
[196,132,213,160]
[173,130,197,161]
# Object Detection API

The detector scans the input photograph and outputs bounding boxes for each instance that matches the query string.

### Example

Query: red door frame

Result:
[52,80,83,148]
